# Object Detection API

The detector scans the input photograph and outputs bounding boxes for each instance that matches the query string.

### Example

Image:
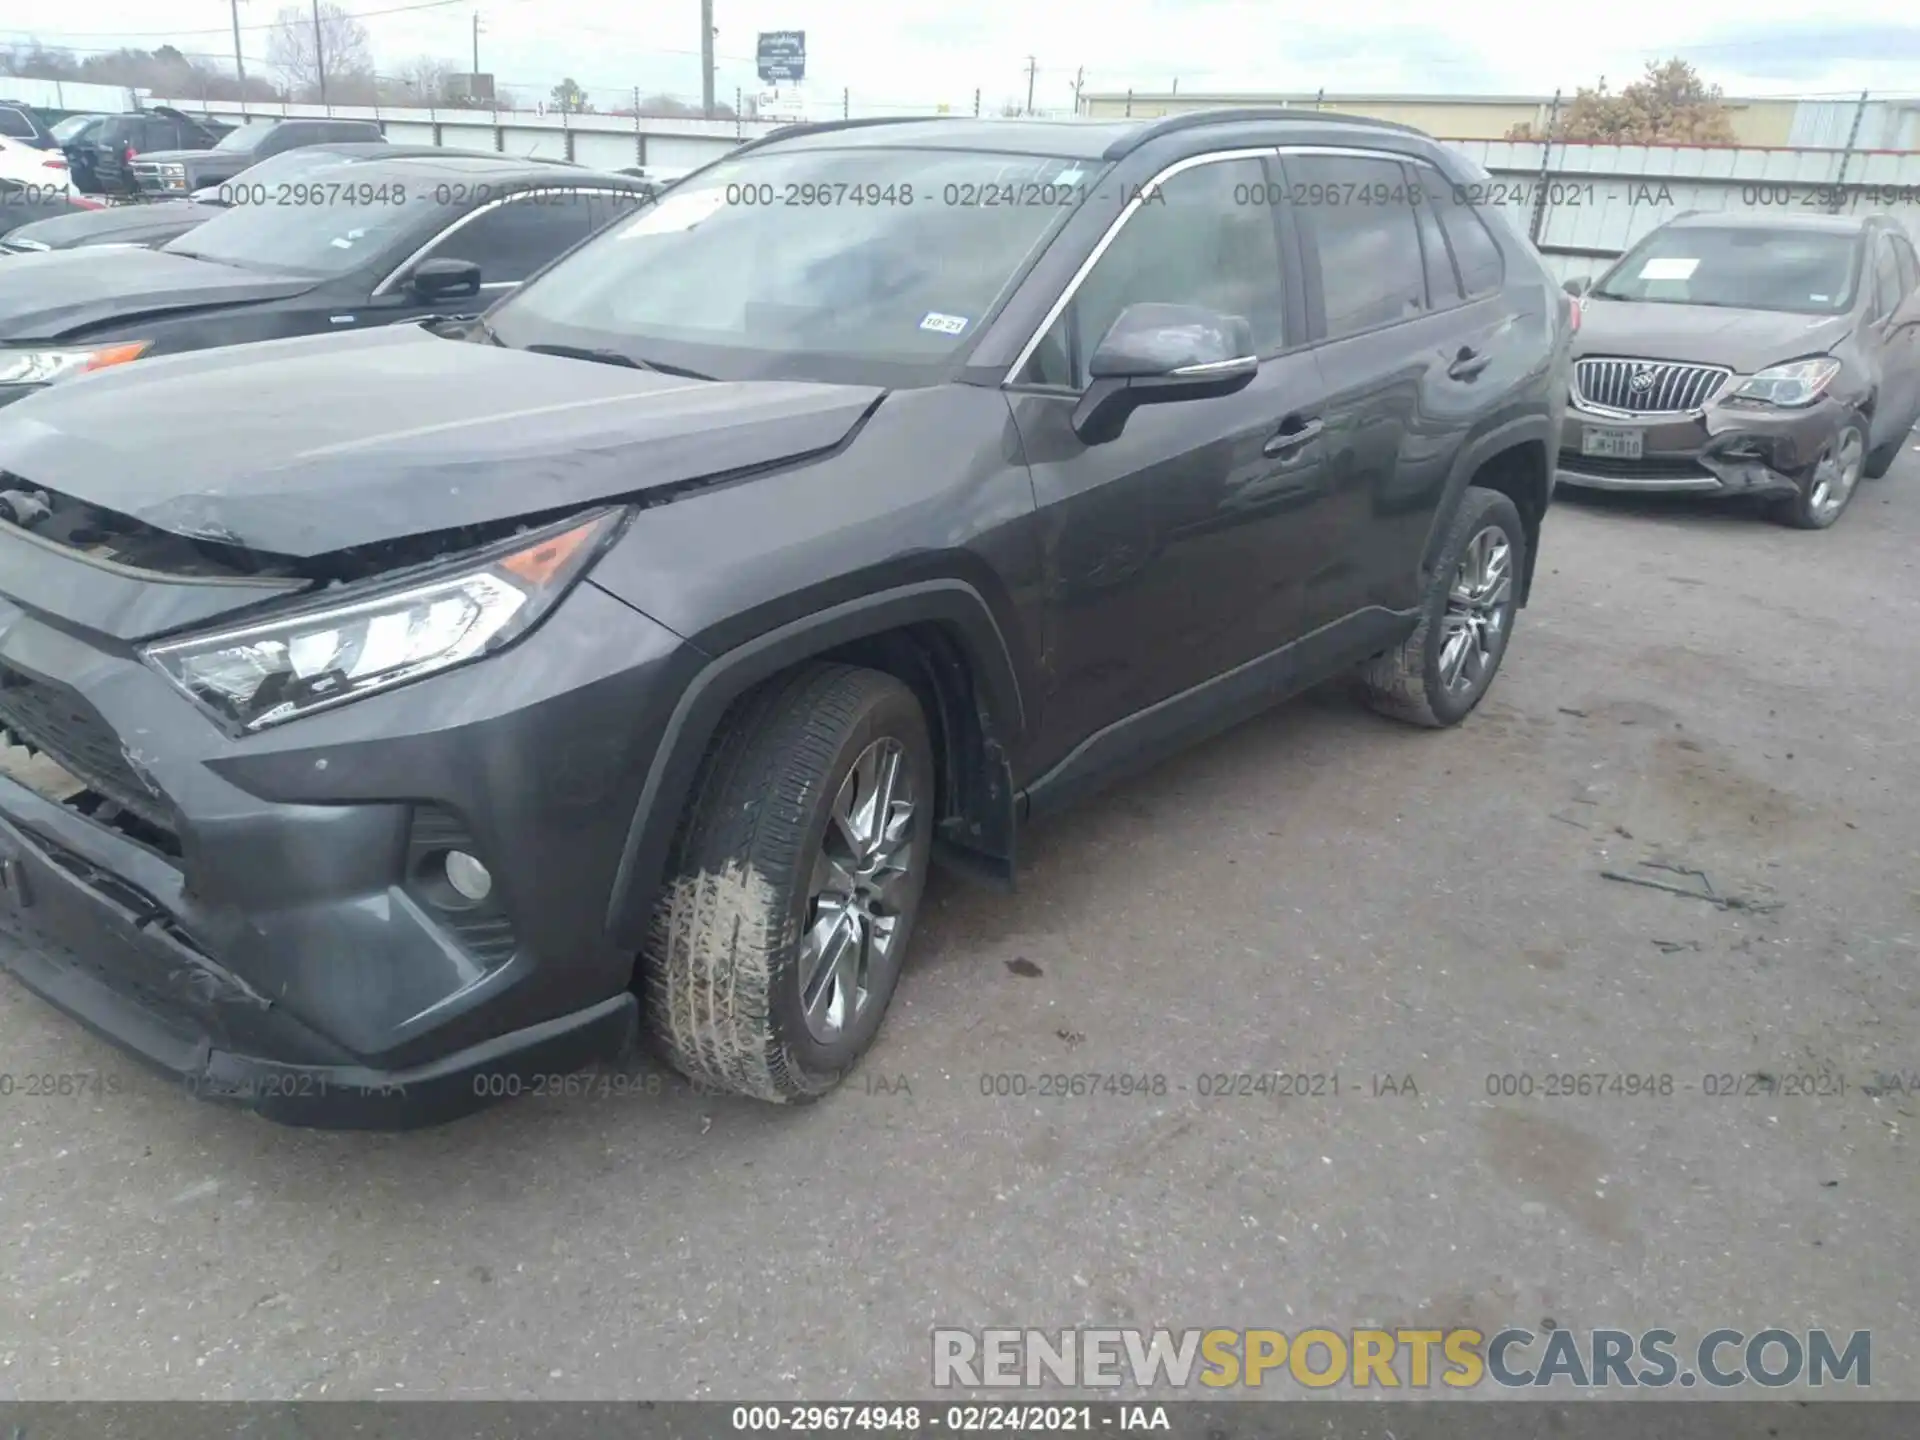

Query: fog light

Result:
[444,850,492,901]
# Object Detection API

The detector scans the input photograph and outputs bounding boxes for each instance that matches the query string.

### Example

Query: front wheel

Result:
[1359,484,1527,729]
[643,664,935,1103]
[1773,418,1866,529]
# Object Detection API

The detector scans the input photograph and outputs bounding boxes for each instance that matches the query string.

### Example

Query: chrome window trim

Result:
[371,185,628,298]
[1003,141,1442,386]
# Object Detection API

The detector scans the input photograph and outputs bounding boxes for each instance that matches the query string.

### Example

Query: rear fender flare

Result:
[1421,413,1554,605]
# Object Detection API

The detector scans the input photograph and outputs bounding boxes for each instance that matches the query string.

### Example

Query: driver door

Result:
[1004,152,1334,778]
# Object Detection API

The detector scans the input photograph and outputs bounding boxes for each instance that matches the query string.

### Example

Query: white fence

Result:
[147,96,779,174]
[148,98,1920,282]
[1456,140,1920,283]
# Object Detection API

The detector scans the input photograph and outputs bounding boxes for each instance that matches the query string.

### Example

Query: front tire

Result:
[643,664,935,1103]
[1359,484,1526,729]
[1773,418,1866,529]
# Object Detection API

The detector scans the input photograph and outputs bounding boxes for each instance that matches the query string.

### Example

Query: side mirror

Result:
[408,256,481,302]
[1071,302,1258,445]
[1563,276,1591,298]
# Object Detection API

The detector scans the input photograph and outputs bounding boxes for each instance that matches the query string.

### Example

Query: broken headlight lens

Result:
[145,509,625,732]
[0,342,152,386]
[1730,357,1841,408]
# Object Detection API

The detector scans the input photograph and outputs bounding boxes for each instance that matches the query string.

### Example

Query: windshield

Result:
[212,125,272,154]
[485,144,1104,383]
[164,166,451,275]
[1594,226,1861,314]
[203,146,360,199]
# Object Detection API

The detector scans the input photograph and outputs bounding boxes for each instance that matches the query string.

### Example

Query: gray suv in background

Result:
[1561,211,1920,529]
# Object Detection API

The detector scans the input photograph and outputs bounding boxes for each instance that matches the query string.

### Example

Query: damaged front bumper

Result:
[1555,390,1851,498]
[0,564,697,1129]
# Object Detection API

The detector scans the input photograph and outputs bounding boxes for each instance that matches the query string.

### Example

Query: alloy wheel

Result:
[799,737,919,1043]
[1807,428,1864,522]
[1439,525,1514,696]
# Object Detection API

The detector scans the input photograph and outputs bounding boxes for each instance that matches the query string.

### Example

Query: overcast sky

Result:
[7,0,1920,113]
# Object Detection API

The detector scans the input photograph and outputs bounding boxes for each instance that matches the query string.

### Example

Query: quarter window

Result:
[1428,181,1505,296]
[1024,155,1285,388]
[1287,153,1428,340]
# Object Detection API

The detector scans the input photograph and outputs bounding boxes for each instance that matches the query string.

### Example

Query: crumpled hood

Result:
[1575,297,1853,371]
[0,245,314,340]
[0,324,885,556]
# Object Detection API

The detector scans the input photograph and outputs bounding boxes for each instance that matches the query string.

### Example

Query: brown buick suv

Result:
[1560,211,1920,528]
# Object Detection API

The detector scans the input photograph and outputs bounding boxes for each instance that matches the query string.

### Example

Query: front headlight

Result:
[0,342,151,386]
[1730,357,1841,408]
[145,508,626,732]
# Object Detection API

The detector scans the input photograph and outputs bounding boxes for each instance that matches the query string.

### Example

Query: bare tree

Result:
[267,1,374,101]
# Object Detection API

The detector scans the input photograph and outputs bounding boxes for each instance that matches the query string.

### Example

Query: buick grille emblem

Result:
[1629,367,1657,392]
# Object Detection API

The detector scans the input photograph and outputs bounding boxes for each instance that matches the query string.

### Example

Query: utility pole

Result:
[1071,65,1084,114]
[311,0,327,105]
[472,11,482,75]
[1024,55,1037,115]
[700,0,716,118]
[229,0,248,95]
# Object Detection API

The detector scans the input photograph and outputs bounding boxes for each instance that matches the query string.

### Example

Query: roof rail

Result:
[1104,105,1428,158]
[731,113,966,158]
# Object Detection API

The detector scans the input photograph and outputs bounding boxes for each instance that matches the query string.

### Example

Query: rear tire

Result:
[643,664,935,1103]
[1359,484,1526,729]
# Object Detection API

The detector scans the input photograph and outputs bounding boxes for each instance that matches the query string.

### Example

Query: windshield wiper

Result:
[522,342,713,380]
[524,342,644,369]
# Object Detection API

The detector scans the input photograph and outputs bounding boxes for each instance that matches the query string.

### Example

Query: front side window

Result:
[164,166,452,276]
[1892,233,1919,297]
[1593,226,1860,315]
[213,125,272,155]
[1022,155,1286,389]
[0,108,35,140]
[1288,153,1430,341]
[486,144,1102,384]
[421,189,597,285]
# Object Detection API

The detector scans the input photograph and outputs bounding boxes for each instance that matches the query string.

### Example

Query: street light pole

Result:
[229,0,248,93]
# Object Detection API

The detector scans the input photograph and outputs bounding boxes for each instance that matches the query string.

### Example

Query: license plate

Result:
[1581,426,1643,460]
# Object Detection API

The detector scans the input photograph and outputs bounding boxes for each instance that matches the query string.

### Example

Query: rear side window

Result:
[423,189,598,285]
[1287,153,1427,340]
[1426,179,1505,296]
[1870,239,1903,320]
[0,107,36,139]
[1410,178,1463,310]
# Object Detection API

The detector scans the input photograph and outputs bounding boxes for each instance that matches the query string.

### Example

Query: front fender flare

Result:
[603,578,1025,945]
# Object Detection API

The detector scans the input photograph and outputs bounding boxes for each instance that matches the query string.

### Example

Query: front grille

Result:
[1574,358,1730,415]
[0,664,173,832]
[1558,451,1715,481]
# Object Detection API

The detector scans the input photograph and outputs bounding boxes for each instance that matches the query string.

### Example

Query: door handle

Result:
[1448,347,1492,381]
[1263,417,1324,457]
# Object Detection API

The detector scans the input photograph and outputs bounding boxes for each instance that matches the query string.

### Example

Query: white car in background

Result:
[0,134,75,197]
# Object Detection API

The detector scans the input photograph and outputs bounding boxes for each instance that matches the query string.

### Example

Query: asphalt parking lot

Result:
[3,442,1918,1401]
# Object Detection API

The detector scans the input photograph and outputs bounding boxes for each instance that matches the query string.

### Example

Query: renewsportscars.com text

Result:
[931,1326,1871,1389]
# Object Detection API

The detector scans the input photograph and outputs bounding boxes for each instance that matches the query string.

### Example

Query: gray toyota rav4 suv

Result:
[0,111,1571,1127]
[1561,210,1920,528]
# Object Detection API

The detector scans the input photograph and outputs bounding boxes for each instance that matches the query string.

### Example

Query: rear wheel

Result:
[643,664,934,1103]
[1359,484,1526,729]
[1773,418,1866,529]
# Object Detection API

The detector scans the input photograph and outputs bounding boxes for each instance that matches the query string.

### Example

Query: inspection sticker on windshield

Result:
[619,188,728,237]
[920,312,969,335]
[1639,257,1699,280]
